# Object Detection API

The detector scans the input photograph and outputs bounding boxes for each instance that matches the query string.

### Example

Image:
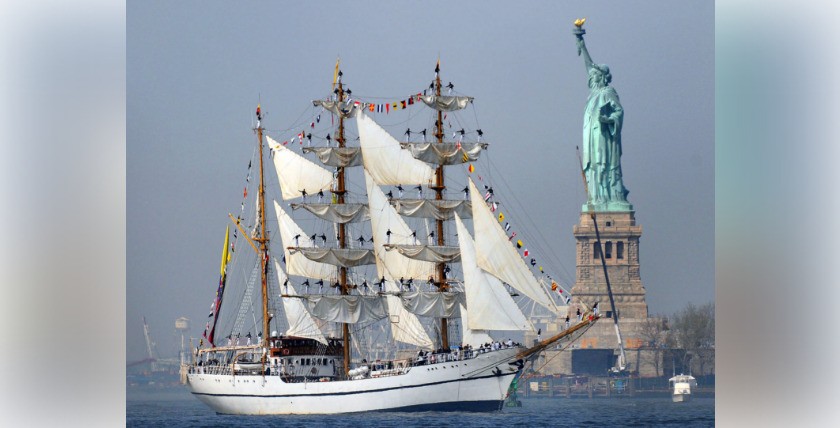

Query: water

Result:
[127,387,714,427]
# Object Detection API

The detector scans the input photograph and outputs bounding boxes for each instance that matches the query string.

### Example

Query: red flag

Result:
[386,103,390,113]
[369,104,375,112]
[523,248,529,257]
[468,164,474,173]
[243,187,248,198]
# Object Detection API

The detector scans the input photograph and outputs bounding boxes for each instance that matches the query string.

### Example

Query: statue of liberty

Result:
[574,23,632,212]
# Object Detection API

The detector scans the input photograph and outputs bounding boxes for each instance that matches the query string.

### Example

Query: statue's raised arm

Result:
[573,18,594,72]
[576,35,594,72]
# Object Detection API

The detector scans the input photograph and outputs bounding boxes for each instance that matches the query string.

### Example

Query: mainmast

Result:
[336,70,352,376]
[433,61,449,349]
[255,106,271,349]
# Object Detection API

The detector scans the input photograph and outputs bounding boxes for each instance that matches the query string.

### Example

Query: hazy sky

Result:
[127,0,713,361]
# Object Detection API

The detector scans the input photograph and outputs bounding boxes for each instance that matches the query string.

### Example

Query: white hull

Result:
[672,392,690,403]
[188,348,521,414]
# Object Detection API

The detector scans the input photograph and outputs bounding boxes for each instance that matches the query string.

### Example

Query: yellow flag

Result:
[498,212,505,222]
[332,57,340,89]
[220,225,230,276]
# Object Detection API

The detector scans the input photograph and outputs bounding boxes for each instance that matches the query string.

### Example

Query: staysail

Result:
[274,200,336,281]
[276,260,327,344]
[267,136,334,200]
[469,179,560,314]
[459,304,493,348]
[357,112,434,186]
[454,213,533,331]
[365,169,434,349]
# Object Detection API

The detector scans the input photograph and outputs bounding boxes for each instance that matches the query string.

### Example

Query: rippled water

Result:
[127,387,714,427]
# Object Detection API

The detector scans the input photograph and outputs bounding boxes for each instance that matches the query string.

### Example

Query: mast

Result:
[336,72,352,376]
[433,61,449,349]
[256,112,270,349]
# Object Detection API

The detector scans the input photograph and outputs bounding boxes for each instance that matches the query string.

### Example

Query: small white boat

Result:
[669,374,697,402]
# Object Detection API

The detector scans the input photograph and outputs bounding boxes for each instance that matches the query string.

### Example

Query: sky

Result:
[127,0,714,362]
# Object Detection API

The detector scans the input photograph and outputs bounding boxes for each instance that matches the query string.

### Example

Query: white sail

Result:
[356,112,434,186]
[385,244,460,263]
[420,95,474,112]
[400,142,486,165]
[365,170,434,349]
[400,291,463,318]
[267,135,334,200]
[459,304,494,348]
[365,171,435,280]
[291,203,369,224]
[454,213,533,331]
[273,200,336,281]
[468,179,560,314]
[393,199,473,220]
[307,295,388,324]
[302,147,363,168]
[383,291,433,349]
[275,260,327,344]
[292,248,376,268]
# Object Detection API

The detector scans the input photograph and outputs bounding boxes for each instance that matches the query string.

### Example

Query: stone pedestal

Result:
[570,211,648,319]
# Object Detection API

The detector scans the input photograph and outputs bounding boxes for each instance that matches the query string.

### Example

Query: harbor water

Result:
[127,387,714,427]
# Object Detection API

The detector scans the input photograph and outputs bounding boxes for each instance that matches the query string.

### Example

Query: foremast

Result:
[335,71,352,376]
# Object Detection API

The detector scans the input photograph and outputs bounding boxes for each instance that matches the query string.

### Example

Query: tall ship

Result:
[184,60,600,414]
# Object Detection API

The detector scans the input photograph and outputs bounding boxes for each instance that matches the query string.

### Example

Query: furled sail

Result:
[459,304,494,348]
[385,244,461,263]
[365,170,434,349]
[302,147,362,168]
[275,260,327,344]
[420,95,474,112]
[267,136,334,200]
[454,213,533,331]
[291,203,369,224]
[392,199,472,220]
[357,112,434,186]
[400,291,463,318]
[274,201,335,281]
[291,248,376,268]
[469,179,560,314]
[312,100,361,118]
[307,295,388,324]
[400,142,487,165]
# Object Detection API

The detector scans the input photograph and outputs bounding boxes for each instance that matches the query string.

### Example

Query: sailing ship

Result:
[184,61,599,414]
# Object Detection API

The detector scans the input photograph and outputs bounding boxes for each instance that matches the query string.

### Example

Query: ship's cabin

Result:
[268,336,343,380]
